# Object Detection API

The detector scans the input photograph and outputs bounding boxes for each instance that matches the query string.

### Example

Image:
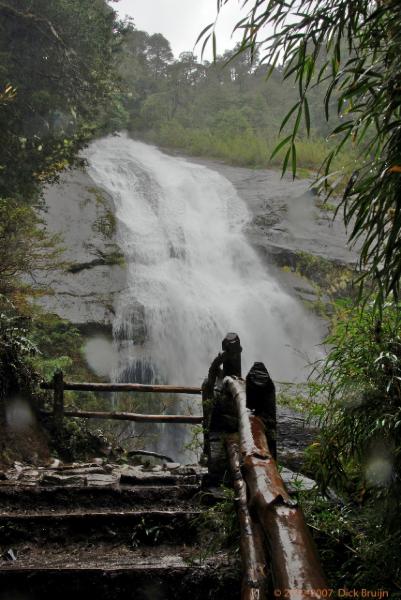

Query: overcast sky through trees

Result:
[113,0,246,58]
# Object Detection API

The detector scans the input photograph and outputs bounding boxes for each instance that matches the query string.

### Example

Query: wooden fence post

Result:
[246,362,277,460]
[53,370,64,432]
[202,333,242,482]
[201,378,211,463]
[222,332,242,378]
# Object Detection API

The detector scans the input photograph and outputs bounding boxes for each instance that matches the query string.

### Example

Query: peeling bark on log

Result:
[40,409,203,424]
[226,378,259,458]
[224,376,327,599]
[226,435,267,600]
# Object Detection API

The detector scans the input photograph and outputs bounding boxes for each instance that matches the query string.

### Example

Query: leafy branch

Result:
[200,0,401,304]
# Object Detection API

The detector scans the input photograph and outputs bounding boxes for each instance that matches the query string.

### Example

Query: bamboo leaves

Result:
[199,0,401,303]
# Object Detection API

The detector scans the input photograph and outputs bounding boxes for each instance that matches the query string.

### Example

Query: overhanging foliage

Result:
[202,0,401,304]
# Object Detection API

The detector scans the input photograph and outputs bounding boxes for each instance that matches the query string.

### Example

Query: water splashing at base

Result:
[86,133,322,460]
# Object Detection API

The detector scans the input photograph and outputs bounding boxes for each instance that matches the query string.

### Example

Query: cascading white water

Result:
[86,133,322,458]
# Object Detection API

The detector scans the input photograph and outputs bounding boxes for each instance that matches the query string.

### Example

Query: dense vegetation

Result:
[306,300,401,590]
[0,0,119,443]
[0,0,117,297]
[111,22,352,172]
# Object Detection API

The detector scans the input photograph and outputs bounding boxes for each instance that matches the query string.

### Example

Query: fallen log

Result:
[226,435,267,600]
[224,376,327,599]
[40,409,203,424]
[40,381,201,394]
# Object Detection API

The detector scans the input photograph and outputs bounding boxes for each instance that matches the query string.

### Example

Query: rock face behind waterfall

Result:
[34,168,126,335]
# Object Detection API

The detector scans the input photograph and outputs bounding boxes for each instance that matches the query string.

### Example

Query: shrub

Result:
[313,300,401,509]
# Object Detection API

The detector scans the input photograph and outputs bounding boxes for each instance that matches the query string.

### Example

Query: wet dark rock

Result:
[3,549,17,562]
[281,467,316,493]
[164,462,180,471]
[76,322,113,338]
[41,474,87,486]
[277,406,319,473]
[252,212,281,228]
[29,169,126,328]
[68,258,109,273]
[113,300,147,345]
[175,466,198,476]
[85,473,118,487]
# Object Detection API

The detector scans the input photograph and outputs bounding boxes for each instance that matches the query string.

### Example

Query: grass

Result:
[143,120,355,176]
[277,385,325,418]
[315,198,337,212]
[299,489,401,593]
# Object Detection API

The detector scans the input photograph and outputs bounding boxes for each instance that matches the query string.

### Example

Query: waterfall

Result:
[86,133,322,459]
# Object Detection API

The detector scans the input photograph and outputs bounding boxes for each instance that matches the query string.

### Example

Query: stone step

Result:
[0,543,240,600]
[0,462,239,599]
[0,509,200,546]
[0,483,201,513]
[0,543,216,570]
[1,463,206,489]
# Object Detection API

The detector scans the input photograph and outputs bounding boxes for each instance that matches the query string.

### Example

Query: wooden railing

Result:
[40,372,203,429]
[202,333,327,600]
[41,332,327,598]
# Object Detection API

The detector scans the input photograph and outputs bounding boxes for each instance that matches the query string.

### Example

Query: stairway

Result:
[0,461,240,599]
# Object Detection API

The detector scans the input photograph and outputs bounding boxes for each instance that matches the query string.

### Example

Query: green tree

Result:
[0,0,118,199]
[0,0,121,299]
[146,33,173,80]
[140,92,173,129]
[212,108,251,137]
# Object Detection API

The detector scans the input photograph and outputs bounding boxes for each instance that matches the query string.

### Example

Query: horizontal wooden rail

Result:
[41,381,202,394]
[40,409,203,424]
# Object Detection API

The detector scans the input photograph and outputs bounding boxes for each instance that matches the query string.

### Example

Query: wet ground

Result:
[0,458,315,587]
[0,460,238,599]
